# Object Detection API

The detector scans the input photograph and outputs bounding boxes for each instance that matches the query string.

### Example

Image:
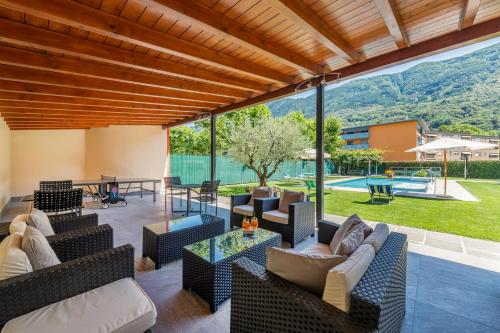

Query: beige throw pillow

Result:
[21,226,60,271]
[329,214,372,254]
[363,223,390,253]
[248,187,274,206]
[0,233,33,280]
[9,214,29,235]
[267,247,346,296]
[337,225,365,256]
[278,190,305,213]
[27,208,55,237]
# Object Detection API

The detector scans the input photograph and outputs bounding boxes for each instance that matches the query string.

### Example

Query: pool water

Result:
[327,177,431,193]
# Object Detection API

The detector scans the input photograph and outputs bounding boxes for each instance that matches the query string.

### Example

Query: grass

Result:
[219,179,500,242]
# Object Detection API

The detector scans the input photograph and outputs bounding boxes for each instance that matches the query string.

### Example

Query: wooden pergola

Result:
[0,0,498,130]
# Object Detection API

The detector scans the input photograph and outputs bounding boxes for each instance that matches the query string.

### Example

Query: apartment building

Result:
[425,132,499,161]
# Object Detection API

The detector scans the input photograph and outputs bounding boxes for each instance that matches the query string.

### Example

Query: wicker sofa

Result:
[230,220,408,333]
[254,196,315,247]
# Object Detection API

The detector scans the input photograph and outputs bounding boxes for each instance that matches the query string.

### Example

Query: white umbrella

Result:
[300,148,331,177]
[406,138,496,196]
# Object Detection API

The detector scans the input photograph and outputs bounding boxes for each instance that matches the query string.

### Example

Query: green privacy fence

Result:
[170,154,335,185]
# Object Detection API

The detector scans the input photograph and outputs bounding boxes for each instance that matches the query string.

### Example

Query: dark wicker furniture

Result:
[34,188,84,215]
[254,196,315,247]
[39,180,73,191]
[142,214,225,269]
[230,193,252,229]
[191,180,221,215]
[230,220,408,333]
[183,228,281,312]
[0,224,131,328]
[0,212,98,241]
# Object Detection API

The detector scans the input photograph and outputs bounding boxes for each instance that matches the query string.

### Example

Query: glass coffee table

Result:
[142,214,225,269]
[182,228,281,312]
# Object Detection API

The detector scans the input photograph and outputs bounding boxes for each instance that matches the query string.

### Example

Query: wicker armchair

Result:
[0,224,136,328]
[254,196,315,247]
[34,188,83,215]
[230,221,408,333]
[230,193,252,229]
[39,180,73,191]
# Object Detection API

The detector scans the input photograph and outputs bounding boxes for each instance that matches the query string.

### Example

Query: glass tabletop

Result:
[145,214,220,235]
[184,228,279,264]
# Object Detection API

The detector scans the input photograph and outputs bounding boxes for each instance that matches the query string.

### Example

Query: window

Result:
[346,141,353,145]
[361,140,368,144]
[453,152,459,156]
[489,153,499,159]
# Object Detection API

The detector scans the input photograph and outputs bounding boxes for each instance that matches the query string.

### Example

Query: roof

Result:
[0,0,498,130]
[342,119,429,132]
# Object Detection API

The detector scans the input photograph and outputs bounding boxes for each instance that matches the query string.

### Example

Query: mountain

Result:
[266,43,500,134]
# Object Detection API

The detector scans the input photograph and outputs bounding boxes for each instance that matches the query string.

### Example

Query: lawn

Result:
[219,180,500,242]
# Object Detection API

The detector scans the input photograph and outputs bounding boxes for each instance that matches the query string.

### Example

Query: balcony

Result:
[343,143,369,150]
[340,132,369,140]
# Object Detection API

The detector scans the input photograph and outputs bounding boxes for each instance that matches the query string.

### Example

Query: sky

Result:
[287,36,500,100]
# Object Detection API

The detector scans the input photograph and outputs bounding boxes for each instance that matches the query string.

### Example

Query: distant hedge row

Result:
[379,160,500,179]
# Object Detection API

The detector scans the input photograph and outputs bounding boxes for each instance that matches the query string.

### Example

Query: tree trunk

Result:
[258,174,267,187]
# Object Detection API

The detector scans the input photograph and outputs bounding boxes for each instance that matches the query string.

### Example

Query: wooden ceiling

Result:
[0,0,498,130]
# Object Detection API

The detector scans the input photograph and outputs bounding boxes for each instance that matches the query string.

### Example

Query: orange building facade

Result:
[341,120,427,161]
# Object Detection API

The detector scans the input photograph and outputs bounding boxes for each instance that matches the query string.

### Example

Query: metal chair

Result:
[191,180,220,215]
[39,180,73,191]
[164,176,186,212]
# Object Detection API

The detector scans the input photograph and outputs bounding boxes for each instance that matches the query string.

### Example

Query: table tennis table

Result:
[73,178,161,202]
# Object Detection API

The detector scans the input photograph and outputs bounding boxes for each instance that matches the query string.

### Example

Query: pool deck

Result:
[326,177,478,202]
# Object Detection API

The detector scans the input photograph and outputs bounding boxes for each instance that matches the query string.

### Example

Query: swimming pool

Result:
[327,177,431,193]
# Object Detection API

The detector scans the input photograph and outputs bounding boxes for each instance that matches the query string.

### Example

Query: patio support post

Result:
[315,83,325,222]
[210,114,216,182]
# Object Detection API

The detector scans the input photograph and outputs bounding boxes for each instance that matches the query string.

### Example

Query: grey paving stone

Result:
[396,226,426,243]
[425,231,464,253]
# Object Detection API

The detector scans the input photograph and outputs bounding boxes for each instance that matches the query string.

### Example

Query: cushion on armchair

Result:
[27,208,55,237]
[267,247,346,296]
[0,233,33,281]
[248,187,274,206]
[300,243,332,256]
[363,223,390,252]
[232,205,254,216]
[9,215,28,235]
[278,190,305,213]
[329,214,372,254]
[336,225,366,256]
[21,226,60,270]
[323,244,375,312]
[262,210,289,224]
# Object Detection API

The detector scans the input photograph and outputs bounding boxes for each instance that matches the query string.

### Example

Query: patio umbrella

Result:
[406,138,495,196]
[300,148,331,176]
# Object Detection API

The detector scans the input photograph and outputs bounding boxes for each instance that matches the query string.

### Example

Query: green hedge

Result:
[379,160,500,179]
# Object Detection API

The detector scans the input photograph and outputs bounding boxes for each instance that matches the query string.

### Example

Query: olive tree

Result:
[228,117,309,186]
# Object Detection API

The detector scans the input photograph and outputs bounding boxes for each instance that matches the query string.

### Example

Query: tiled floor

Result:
[2,195,500,333]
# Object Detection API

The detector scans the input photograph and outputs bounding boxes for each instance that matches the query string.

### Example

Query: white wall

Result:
[85,126,167,190]
[10,130,86,196]
[0,119,11,212]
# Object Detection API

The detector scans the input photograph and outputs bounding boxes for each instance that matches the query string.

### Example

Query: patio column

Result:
[210,114,216,182]
[316,84,325,222]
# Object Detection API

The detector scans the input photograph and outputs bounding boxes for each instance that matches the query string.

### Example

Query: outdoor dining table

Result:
[171,183,201,215]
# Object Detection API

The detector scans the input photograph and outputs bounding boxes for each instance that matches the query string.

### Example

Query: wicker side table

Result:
[142,214,225,269]
[183,228,281,312]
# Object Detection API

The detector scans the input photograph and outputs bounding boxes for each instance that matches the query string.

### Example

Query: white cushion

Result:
[363,223,390,253]
[267,247,346,296]
[0,233,33,281]
[9,214,29,235]
[301,243,333,256]
[232,204,254,216]
[323,244,375,312]
[262,210,289,224]
[27,208,55,237]
[2,278,157,333]
[21,226,60,271]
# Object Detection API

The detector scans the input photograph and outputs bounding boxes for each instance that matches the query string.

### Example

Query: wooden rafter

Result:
[460,0,481,29]
[268,0,360,64]
[0,64,234,104]
[144,0,323,74]
[0,0,293,84]
[0,46,249,99]
[0,19,268,93]
[374,0,409,48]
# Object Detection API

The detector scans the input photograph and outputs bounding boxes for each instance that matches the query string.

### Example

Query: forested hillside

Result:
[266,43,499,134]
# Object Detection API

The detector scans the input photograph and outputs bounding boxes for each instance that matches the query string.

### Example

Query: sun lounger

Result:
[368,184,395,204]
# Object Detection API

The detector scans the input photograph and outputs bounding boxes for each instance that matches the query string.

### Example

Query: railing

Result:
[343,143,369,150]
[340,132,369,140]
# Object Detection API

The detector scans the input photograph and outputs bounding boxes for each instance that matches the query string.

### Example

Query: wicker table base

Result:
[142,214,225,269]
[183,228,281,312]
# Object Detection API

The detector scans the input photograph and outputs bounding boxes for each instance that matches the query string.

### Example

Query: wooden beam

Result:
[169,17,500,127]
[0,19,268,92]
[0,92,206,112]
[1,112,184,120]
[0,64,234,104]
[6,119,175,124]
[0,46,249,99]
[269,0,360,64]
[10,126,99,130]
[0,80,217,108]
[145,0,322,74]
[0,0,293,84]
[374,0,409,48]
[460,0,481,29]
